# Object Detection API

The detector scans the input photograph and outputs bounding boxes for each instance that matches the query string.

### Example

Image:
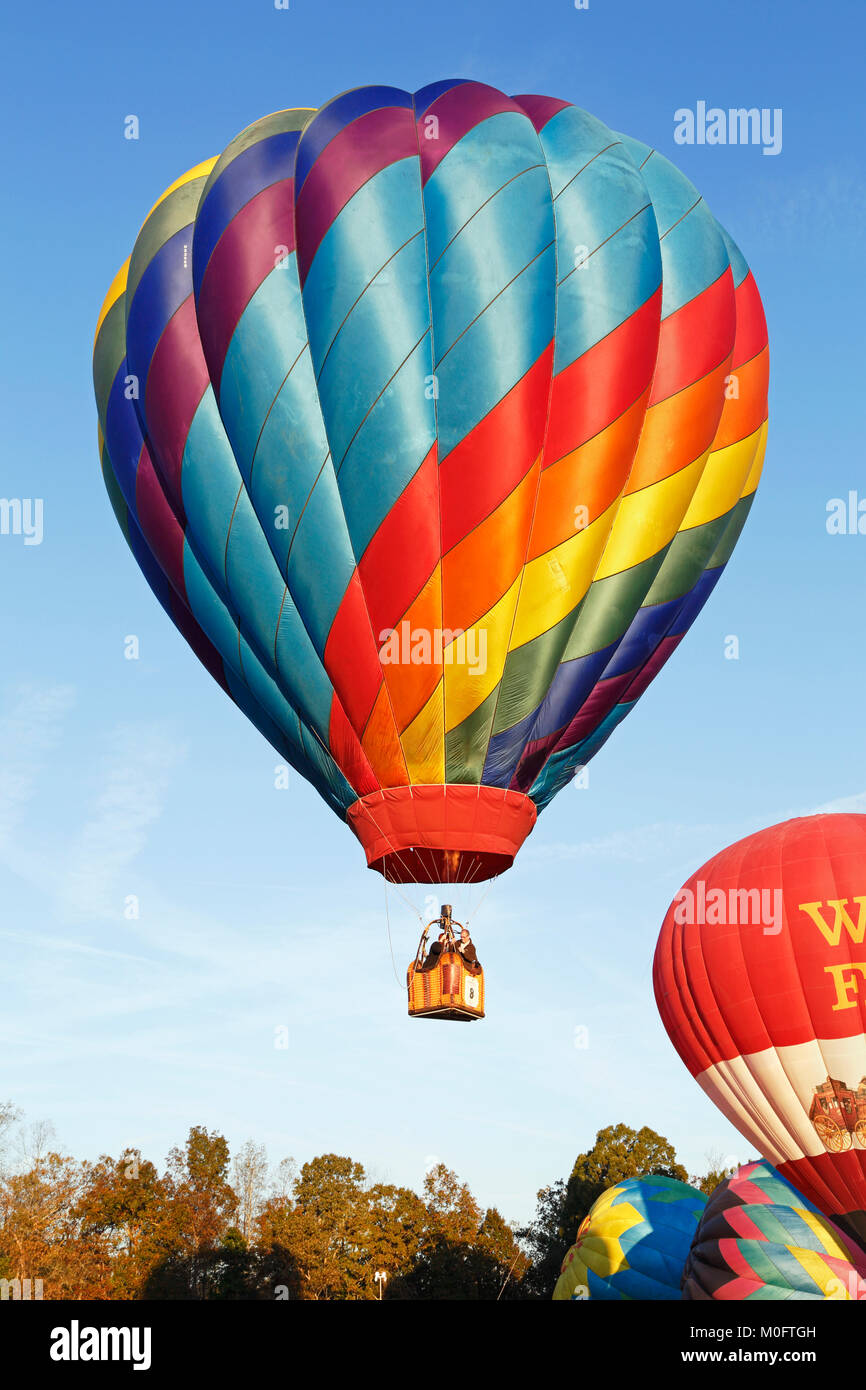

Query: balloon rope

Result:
[465,872,498,931]
[383,880,408,990]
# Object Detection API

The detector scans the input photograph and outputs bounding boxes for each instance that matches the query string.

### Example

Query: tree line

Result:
[0,1103,729,1300]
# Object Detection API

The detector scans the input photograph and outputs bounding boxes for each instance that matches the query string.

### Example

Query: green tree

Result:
[691,1151,737,1197]
[516,1180,568,1299]
[255,1154,370,1300]
[563,1123,688,1246]
[403,1163,527,1300]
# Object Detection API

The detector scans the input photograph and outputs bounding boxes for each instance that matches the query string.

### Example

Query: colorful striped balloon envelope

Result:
[682,1162,866,1300]
[93,81,769,885]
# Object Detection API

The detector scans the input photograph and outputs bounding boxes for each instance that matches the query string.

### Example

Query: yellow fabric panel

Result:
[583,1204,643,1241]
[579,1234,631,1278]
[444,574,522,732]
[143,157,218,225]
[595,452,708,581]
[741,420,768,498]
[679,424,765,531]
[94,259,130,348]
[793,1245,851,1297]
[553,1257,588,1300]
[795,1208,853,1260]
[509,496,620,651]
[400,679,446,783]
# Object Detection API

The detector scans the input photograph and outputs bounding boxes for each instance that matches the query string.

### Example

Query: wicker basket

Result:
[407,951,485,1021]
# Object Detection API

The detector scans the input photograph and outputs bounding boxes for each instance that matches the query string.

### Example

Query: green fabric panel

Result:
[127,176,209,306]
[706,493,755,570]
[492,603,583,736]
[641,511,733,607]
[201,109,316,202]
[92,294,127,428]
[100,446,131,547]
[445,684,499,784]
[563,549,670,661]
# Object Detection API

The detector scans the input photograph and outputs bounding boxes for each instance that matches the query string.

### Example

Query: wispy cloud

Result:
[58,723,187,919]
[752,163,866,239]
[0,683,75,848]
[522,821,715,865]
[810,790,866,815]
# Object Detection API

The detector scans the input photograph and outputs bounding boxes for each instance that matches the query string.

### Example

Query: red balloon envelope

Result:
[654,814,866,1245]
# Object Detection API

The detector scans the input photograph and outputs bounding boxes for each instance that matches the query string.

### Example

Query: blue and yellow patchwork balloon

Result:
[554,1175,707,1300]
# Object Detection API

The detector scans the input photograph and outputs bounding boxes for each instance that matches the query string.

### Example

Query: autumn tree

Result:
[0,1151,109,1298]
[147,1127,238,1298]
[262,1153,371,1300]
[402,1163,527,1300]
[74,1149,173,1298]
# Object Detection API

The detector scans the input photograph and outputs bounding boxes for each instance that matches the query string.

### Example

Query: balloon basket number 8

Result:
[407,907,485,1022]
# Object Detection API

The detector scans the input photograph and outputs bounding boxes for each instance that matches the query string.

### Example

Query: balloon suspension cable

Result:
[497,1247,524,1301]
[464,872,499,933]
[383,878,419,991]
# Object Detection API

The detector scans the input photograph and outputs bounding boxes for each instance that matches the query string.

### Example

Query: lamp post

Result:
[374,1269,388,1300]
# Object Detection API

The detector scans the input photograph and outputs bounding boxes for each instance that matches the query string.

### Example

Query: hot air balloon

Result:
[553,1175,706,1300]
[93,81,769,890]
[682,1161,866,1300]
[654,814,866,1246]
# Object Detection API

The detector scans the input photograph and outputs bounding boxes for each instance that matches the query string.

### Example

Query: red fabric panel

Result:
[358,444,439,635]
[649,268,735,406]
[143,295,209,509]
[327,695,379,798]
[196,178,295,387]
[511,93,573,132]
[135,444,187,595]
[295,106,418,286]
[732,270,769,369]
[323,569,385,736]
[439,344,553,555]
[416,83,521,185]
[543,289,661,466]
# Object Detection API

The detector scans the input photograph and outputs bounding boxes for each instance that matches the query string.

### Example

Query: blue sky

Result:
[1,0,865,1224]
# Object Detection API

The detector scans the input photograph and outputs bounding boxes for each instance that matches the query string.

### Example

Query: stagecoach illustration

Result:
[809,1075,866,1152]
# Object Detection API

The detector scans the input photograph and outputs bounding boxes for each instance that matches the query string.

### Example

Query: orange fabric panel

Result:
[528,390,649,560]
[382,564,444,733]
[442,465,539,633]
[713,346,770,451]
[625,359,732,495]
[360,680,410,788]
